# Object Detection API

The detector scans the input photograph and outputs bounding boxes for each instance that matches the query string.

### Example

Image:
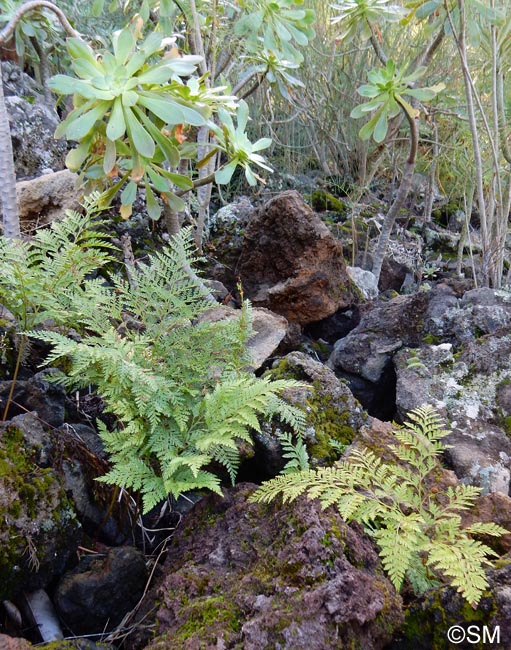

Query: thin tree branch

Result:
[0,0,79,44]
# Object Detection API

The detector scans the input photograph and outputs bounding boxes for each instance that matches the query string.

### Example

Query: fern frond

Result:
[464,522,509,537]
[211,444,241,484]
[374,514,424,591]
[254,403,507,606]
[403,404,450,442]
[249,470,319,504]
[278,431,310,474]
[426,538,496,606]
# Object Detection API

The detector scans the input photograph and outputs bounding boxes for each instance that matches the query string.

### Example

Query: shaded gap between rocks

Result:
[339,362,397,422]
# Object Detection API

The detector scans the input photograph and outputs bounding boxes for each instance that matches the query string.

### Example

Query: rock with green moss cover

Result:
[0,414,81,601]
[145,484,403,650]
[310,189,348,215]
[391,559,511,649]
[266,351,368,466]
[394,333,511,494]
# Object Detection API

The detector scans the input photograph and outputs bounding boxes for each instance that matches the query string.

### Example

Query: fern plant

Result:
[29,227,306,512]
[0,194,117,416]
[252,405,507,607]
[277,430,310,475]
[0,193,116,331]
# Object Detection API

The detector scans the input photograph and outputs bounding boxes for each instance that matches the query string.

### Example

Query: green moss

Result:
[401,588,498,650]
[268,361,358,463]
[310,189,348,214]
[306,382,356,462]
[172,596,242,645]
[501,416,511,436]
[422,333,442,345]
[0,424,78,600]
[432,201,462,225]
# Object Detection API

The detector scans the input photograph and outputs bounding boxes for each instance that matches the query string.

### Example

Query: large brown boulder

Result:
[146,484,403,650]
[238,191,358,325]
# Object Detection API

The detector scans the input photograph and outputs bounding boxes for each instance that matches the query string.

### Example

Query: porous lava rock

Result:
[15,170,82,231]
[146,484,403,650]
[238,191,358,325]
[2,61,68,180]
[328,291,431,384]
[394,333,511,494]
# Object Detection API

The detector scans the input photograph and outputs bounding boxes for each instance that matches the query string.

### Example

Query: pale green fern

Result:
[0,192,116,330]
[277,431,310,475]
[251,404,506,607]
[30,227,306,513]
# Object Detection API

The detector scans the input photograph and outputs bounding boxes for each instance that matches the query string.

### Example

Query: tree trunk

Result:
[371,106,419,285]
[0,63,20,238]
[0,1,80,238]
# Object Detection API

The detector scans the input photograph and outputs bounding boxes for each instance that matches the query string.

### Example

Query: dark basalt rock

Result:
[0,414,81,601]
[55,547,148,636]
[0,370,66,427]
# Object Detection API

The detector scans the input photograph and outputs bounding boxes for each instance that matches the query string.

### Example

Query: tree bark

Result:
[0,63,20,238]
[372,105,419,285]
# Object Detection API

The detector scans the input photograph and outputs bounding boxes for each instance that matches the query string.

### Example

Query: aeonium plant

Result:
[48,19,272,220]
[350,60,445,142]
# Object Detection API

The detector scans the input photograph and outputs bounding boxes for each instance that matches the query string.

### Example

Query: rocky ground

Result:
[3,61,511,650]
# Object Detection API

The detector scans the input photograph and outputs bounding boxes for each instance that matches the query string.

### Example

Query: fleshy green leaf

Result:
[103,138,117,174]
[215,160,238,184]
[373,106,389,143]
[106,98,126,141]
[144,179,162,220]
[123,106,155,159]
[121,180,137,206]
[66,101,110,140]
[113,28,135,66]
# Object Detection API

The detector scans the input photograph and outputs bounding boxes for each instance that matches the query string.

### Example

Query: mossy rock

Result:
[0,415,81,600]
[310,189,348,215]
[432,200,464,228]
[146,484,403,650]
[269,352,367,464]
[394,581,500,650]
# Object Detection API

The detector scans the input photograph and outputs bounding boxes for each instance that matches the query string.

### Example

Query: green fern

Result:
[27,225,305,513]
[0,193,116,331]
[277,431,310,475]
[251,404,507,607]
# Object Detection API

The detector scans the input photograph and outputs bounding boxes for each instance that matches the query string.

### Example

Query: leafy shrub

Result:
[27,224,305,512]
[252,405,506,607]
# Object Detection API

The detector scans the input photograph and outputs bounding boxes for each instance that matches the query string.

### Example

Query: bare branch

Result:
[0,0,80,45]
